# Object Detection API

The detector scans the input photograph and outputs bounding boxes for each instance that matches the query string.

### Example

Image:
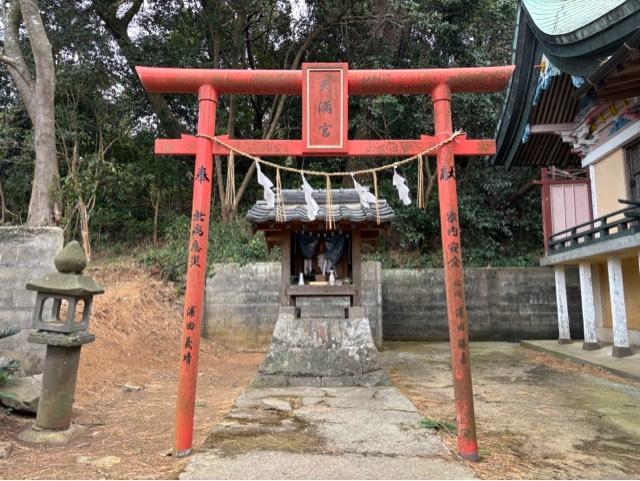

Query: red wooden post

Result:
[175,84,218,457]
[540,167,552,253]
[432,83,479,461]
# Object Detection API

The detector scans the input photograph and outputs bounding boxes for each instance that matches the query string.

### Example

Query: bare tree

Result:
[1,0,59,226]
[57,81,123,261]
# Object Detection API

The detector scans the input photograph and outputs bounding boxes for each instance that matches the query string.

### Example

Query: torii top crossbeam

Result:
[137,65,513,95]
[136,62,514,461]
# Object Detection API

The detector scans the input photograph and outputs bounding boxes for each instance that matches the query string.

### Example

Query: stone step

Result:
[253,370,389,387]
[295,296,350,308]
[298,305,349,319]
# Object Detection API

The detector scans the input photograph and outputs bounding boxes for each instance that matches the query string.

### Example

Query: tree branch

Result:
[120,0,143,28]
[18,0,54,90]
[1,0,36,118]
[91,1,184,137]
[0,54,31,87]
[234,14,345,209]
[262,23,325,140]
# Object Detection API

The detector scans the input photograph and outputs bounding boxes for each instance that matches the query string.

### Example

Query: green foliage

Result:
[419,417,457,433]
[362,161,543,268]
[140,216,280,284]
[1,0,546,269]
[0,326,21,385]
[0,102,34,224]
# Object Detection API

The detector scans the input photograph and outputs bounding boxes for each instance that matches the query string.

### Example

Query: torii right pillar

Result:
[433,83,479,461]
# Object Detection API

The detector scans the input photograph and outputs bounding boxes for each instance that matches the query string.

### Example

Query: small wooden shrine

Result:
[246,188,394,311]
[246,188,394,388]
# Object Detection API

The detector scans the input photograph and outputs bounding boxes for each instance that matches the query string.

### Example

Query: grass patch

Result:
[419,417,457,434]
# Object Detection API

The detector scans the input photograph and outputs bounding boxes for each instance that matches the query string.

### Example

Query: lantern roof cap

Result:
[26,272,104,296]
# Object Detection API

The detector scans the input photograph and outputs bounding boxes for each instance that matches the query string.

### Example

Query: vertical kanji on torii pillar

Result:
[432,83,478,461]
[175,84,218,457]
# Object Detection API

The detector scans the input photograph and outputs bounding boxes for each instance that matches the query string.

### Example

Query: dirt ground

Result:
[0,259,264,480]
[380,342,640,480]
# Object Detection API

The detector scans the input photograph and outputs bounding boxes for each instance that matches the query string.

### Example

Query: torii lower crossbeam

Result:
[155,134,496,157]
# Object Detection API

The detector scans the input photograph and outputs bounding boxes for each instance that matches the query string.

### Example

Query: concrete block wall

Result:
[0,227,63,373]
[382,267,583,341]
[204,262,383,348]
[204,263,280,349]
[204,263,584,348]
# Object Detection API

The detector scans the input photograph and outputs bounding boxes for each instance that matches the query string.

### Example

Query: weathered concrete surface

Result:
[521,339,640,382]
[0,227,63,374]
[180,386,474,480]
[540,231,640,266]
[17,423,85,445]
[253,307,387,387]
[380,342,640,479]
[204,263,280,349]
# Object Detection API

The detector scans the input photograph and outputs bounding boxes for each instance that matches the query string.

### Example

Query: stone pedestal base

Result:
[254,306,388,388]
[28,330,94,431]
[612,345,633,358]
[18,423,84,445]
[558,338,572,345]
[582,341,600,351]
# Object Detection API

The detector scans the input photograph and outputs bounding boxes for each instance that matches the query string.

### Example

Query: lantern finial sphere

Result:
[54,241,87,274]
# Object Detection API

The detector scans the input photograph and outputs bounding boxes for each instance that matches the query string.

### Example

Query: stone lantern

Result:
[18,241,103,444]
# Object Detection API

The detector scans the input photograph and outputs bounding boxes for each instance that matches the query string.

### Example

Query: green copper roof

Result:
[523,0,627,36]
[522,0,640,75]
[491,1,640,167]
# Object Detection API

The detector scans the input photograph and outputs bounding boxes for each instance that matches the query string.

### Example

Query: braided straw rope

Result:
[372,171,381,225]
[197,130,464,225]
[417,154,425,209]
[275,167,286,222]
[225,150,235,207]
[196,130,464,177]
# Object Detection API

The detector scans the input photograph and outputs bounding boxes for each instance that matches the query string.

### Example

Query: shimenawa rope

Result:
[195,130,464,177]
[196,130,464,225]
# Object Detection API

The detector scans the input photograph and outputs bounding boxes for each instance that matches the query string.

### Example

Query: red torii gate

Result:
[136,63,514,460]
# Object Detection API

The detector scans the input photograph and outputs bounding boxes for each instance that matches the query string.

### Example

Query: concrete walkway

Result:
[521,340,640,381]
[180,386,474,479]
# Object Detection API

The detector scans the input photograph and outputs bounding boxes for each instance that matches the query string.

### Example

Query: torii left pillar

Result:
[175,85,218,457]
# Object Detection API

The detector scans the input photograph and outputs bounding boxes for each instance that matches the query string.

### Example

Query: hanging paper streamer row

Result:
[197,130,464,226]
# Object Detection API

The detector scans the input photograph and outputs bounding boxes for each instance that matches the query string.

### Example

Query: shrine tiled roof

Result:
[246,189,395,225]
